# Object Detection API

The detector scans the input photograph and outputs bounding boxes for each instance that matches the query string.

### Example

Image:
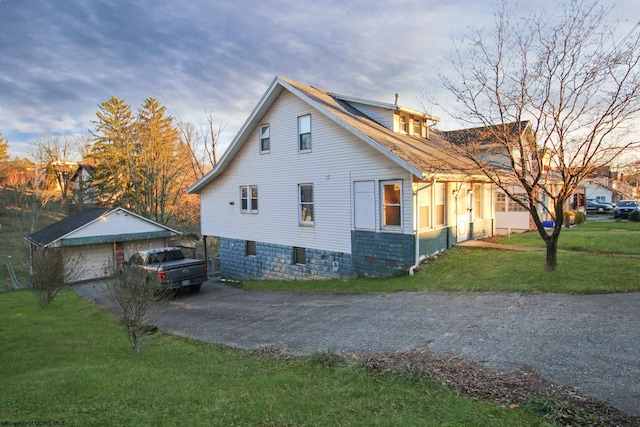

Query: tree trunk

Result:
[545,235,558,271]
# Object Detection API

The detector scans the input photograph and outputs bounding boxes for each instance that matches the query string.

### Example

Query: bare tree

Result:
[104,266,172,352]
[439,0,640,270]
[33,132,84,204]
[31,248,85,307]
[176,110,225,181]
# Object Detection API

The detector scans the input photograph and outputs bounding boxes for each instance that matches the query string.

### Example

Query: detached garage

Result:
[25,207,181,283]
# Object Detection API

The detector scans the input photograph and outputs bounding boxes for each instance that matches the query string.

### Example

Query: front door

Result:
[456,188,470,242]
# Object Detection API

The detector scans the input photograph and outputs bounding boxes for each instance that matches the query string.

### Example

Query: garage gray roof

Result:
[25,207,181,248]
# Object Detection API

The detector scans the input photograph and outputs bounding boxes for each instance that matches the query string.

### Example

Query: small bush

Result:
[573,211,586,224]
[563,211,576,227]
[31,248,85,307]
[104,266,172,352]
[629,210,640,222]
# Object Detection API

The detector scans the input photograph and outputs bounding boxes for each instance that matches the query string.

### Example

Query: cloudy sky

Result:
[1,0,639,159]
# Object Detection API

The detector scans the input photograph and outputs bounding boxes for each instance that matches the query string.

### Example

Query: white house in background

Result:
[188,76,495,280]
[25,207,181,282]
[582,168,635,204]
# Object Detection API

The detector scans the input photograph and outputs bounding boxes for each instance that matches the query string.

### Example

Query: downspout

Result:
[409,178,434,275]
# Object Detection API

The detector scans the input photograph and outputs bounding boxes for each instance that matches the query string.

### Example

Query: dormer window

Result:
[413,118,422,137]
[399,115,408,133]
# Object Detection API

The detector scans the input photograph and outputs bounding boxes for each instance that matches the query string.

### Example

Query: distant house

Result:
[443,122,558,233]
[582,167,635,205]
[188,76,494,280]
[70,162,97,208]
[25,207,181,283]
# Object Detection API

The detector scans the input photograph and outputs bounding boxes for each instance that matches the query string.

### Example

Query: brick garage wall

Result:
[220,238,354,281]
[351,230,414,277]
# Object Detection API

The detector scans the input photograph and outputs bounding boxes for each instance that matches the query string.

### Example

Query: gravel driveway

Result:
[75,280,640,417]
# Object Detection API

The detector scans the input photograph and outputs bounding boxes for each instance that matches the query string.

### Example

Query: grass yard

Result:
[0,290,548,426]
[244,221,640,294]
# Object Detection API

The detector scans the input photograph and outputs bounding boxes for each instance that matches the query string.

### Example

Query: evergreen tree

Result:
[90,97,136,208]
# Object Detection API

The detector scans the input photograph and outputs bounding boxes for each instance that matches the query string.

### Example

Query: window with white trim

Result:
[495,192,506,212]
[473,183,484,219]
[259,125,270,152]
[509,193,528,212]
[381,181,402,228]
[299,184,314,224]
[435,183,446,226]
[240,185,258,213]
[417,185,432,229]
[298,115,311,151]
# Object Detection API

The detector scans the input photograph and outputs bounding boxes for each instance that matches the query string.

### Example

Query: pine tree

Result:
[90,97,136,208]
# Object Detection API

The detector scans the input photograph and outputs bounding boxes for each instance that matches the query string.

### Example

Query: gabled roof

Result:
[25,207,180,247]
[188,76,479,194]
[442,121,534,148]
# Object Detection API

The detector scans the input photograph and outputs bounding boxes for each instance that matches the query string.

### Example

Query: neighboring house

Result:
[443,122,557,233]
[582,167,635,204]
[71,162,97,208]
[25,207,181,283]
[188,76,494,280]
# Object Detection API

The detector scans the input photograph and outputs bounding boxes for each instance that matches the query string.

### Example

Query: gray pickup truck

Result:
[126,247,208,292]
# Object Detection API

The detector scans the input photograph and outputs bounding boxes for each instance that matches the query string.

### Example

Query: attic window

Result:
[259,125,270,152]
[298,115,311,151]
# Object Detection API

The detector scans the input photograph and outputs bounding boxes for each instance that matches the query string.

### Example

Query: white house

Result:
[25,207,181,282]
[188,76,494,280]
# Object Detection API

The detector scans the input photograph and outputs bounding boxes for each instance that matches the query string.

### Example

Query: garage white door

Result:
[65,244,114,282]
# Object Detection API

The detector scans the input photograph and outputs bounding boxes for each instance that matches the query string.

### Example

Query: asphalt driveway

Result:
[75,280,640,417]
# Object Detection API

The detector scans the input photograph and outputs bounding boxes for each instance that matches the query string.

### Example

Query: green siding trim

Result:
[61,230,175,247]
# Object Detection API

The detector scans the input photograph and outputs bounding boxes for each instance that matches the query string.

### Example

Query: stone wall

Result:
[220,238,354,281]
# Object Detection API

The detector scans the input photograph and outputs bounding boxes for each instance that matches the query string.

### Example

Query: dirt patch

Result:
[348,345,640,426]
[249,342,639,425]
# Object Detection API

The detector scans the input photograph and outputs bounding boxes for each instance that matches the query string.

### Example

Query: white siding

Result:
[68,211,165,239]
[496,212,531,232]
[200,91,412,253]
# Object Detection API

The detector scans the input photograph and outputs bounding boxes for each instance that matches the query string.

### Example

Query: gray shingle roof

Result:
[281,77,478,177]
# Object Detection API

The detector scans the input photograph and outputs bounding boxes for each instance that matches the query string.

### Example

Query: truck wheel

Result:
[189,284,201,293]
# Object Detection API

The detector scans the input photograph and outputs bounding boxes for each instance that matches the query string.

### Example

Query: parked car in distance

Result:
[613,200,639,219]
[586,199,614,213]
[125,247,208,292]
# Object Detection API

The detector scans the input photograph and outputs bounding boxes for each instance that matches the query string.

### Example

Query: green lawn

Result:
[0,290,547,426]
[244,221,640,294]
[497,220,640,255]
